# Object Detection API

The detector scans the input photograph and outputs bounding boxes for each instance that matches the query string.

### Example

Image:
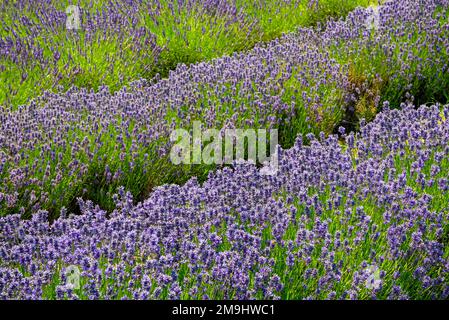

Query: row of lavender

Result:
[1,0,369,106]
[2,0,448,218]
[1,102,448,299]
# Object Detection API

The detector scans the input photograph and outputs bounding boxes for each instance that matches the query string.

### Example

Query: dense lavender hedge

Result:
[0,0,371,106]
[1,103,448,299]
[1,0,448,218]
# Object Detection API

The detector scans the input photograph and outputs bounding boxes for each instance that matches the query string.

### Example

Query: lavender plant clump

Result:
[1,103,448,299]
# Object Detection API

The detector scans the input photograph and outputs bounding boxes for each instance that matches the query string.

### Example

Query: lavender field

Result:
[0,0,449,301]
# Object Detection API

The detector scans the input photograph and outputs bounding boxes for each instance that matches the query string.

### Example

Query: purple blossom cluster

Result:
[1,0,448,217]
[1,103,448,299]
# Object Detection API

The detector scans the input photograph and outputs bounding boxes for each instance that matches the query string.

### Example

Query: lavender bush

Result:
[0,0,163,106]
[1,103,448,299]
[324,0,449,123]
